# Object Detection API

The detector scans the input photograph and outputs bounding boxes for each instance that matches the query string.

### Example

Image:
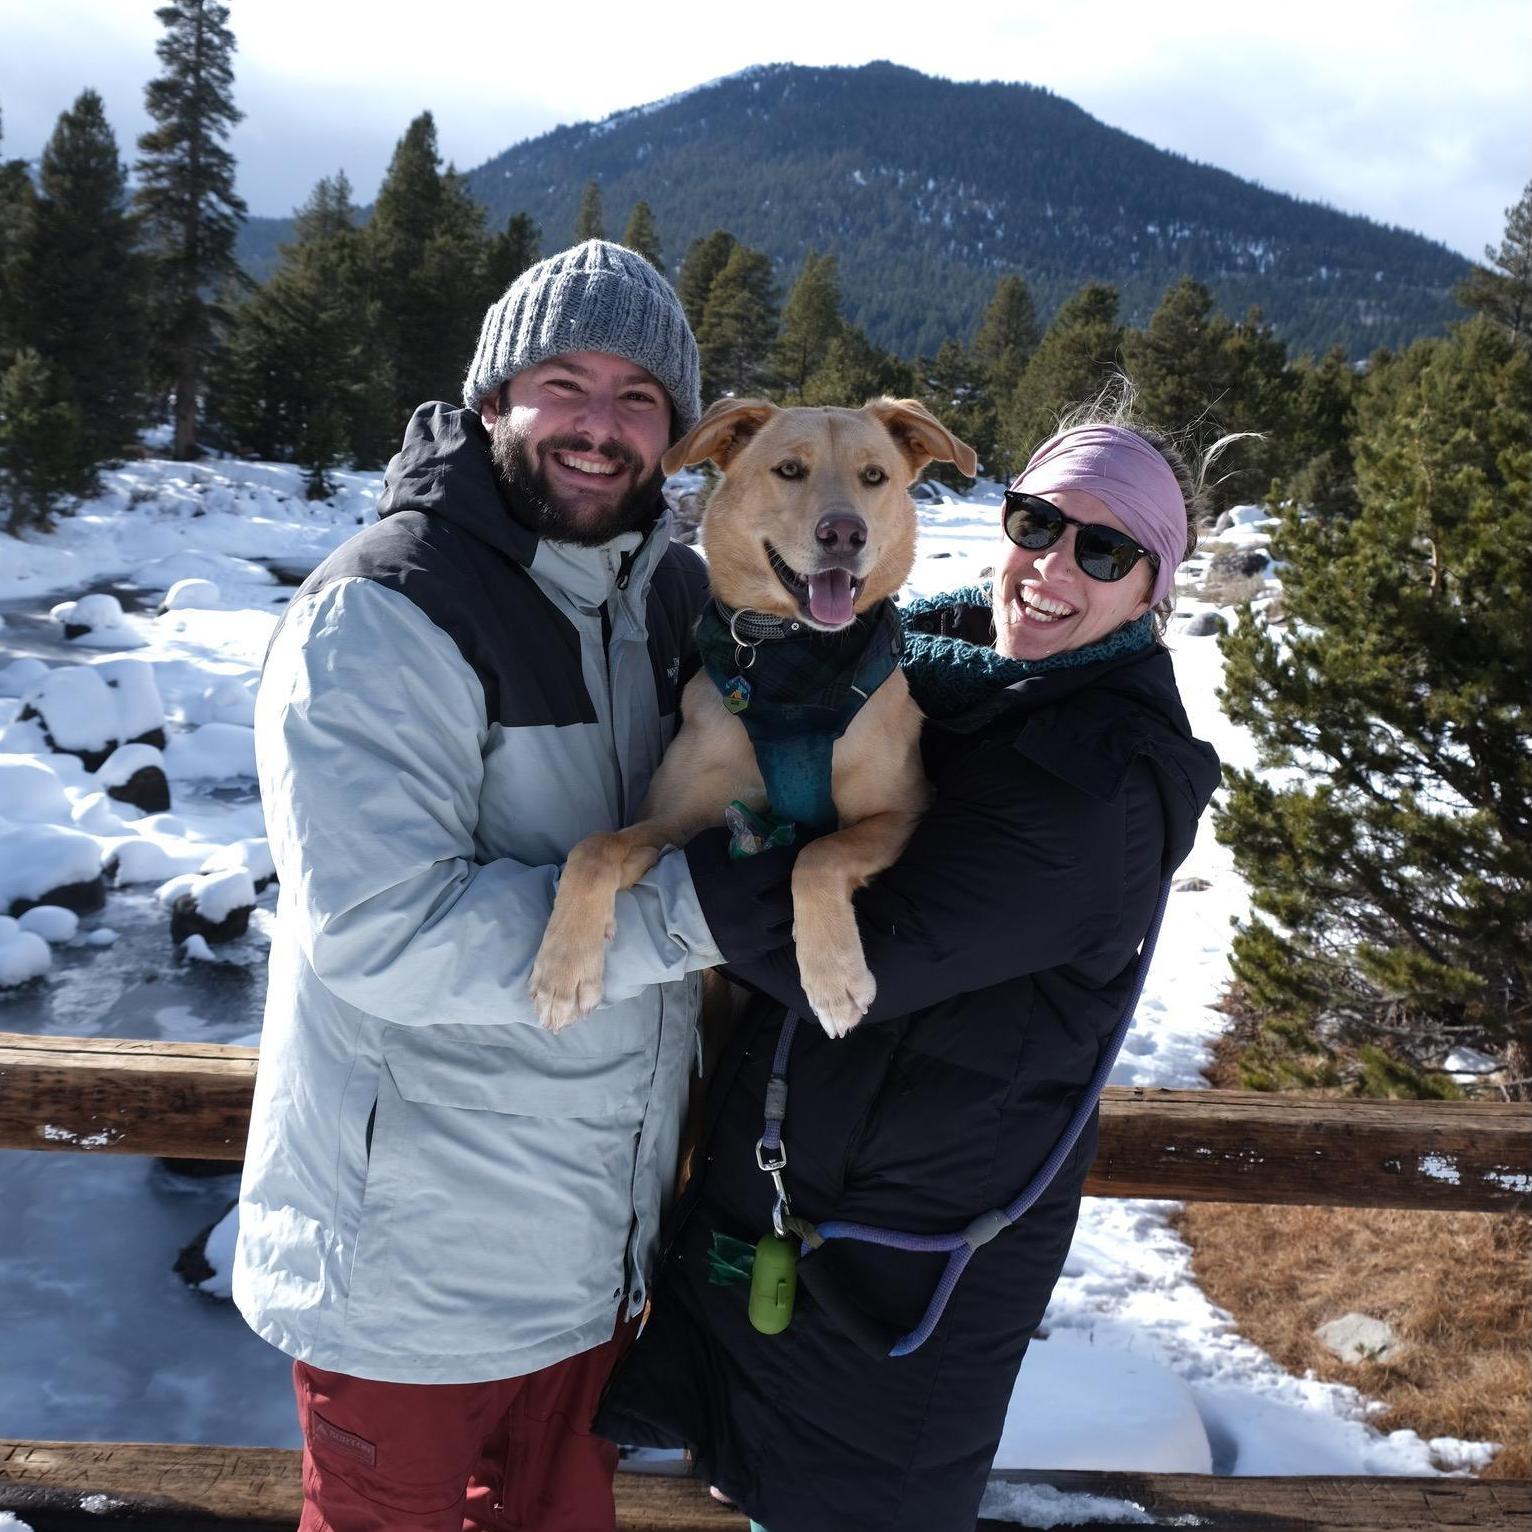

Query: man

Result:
[233,240,723,1532]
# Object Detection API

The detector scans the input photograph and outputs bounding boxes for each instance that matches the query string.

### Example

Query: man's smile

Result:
[551,450,624,479]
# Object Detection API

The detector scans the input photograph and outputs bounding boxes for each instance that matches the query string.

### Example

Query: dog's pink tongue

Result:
[807,568,856,627]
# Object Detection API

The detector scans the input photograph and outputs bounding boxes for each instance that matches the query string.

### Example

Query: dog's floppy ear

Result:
[864,397,979,481]
[662,398,777,476]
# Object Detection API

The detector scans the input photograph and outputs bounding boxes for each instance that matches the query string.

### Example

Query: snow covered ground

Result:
[0,456,1495,1501]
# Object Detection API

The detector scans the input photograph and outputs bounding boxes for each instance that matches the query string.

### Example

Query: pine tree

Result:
[484,211,541,298]
[972,274,1039,414]
[1216,315,1532,1094]
[208,172,371,479]
[134,0,247,460]
[19,91,148,466]
[573,180,604,243]
[363,113,490,457]
[1000,282,1124,465]
[0,110,37,368]
[773,251,843,399]
[0,348,97,532]
[1217,306,1299,506]
[800,325,915,408]
[1454,180,1531,349]
[1124,277,1232,437]
[1281,344,1360,519]
[695,243,778,400]
[914,339,987,484]
[676,230,737,333]
[621,200,663,272]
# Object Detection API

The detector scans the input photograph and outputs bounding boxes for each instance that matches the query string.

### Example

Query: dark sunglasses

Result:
[1002,491,1159,584]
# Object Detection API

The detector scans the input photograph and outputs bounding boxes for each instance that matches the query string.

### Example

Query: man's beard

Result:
[489,415,664,548]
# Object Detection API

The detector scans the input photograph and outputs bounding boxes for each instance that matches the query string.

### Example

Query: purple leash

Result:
[759,873,1173,1358]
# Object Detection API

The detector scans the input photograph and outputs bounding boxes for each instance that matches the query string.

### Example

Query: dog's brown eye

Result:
[774,460,805,480]
[861,466,888,486]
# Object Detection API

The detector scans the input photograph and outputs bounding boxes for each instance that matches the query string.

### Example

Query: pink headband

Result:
[1012,425,1186,605]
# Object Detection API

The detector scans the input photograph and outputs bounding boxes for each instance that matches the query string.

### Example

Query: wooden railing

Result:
[2,1029,1528,1530]
[3,1032,1527,1211]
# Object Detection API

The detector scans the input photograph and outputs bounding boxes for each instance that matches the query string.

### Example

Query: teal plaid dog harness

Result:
[695,599,904,834]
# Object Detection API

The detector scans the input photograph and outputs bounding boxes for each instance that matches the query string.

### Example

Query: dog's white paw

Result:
[529,941,605,1032]
[802,960,876,1039]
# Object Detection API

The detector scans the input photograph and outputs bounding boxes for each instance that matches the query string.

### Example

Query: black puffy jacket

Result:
[598,597,1221,1532]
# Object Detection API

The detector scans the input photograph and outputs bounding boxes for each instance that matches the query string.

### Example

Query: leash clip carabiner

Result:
[756,1136,791,1237]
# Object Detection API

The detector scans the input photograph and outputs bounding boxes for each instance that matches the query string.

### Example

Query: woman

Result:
[597,394,1224,1531]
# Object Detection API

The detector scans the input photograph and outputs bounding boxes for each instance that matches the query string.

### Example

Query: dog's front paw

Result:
[799,950,876,1039]
[529,934,606,1032]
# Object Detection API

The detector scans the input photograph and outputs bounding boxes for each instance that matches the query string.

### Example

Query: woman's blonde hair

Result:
[1048,375,1255,632]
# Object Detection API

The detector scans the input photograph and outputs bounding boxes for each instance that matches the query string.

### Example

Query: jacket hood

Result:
[378,402,539,567]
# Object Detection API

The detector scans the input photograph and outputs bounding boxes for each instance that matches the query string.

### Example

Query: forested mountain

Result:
[235,61,1468,360]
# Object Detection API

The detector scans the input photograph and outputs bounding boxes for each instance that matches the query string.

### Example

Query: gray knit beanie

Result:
[462,239,702,433]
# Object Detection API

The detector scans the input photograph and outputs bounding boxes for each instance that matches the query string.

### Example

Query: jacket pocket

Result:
[381,1017,651,1119]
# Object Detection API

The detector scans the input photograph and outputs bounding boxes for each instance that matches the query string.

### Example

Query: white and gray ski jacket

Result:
[232,403,721,1383]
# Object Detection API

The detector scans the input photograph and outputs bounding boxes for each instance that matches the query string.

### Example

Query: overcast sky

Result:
[2,0,1527,261]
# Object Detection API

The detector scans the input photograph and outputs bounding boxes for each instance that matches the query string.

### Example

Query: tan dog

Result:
[529,397,977,1038]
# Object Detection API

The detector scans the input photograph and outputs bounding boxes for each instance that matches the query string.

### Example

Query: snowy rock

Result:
[201,836,276,890]
[160,577,220,611]
[186,676,258,728]
[1316,1312,1401,1365]
[48,592,145,648]
[20,664,119,768]
[70,790,130,836]
[1207,546,1271,581]
[17,905,80,944]
[83,926,119,947]
[0,657,49,698]
[1177,611,1227,637]
[1212,504,1272,532]
[95,742,172,813]
[133,550,275,591]
[158,867,257,944]
[0,927,51,987]
[0,824,106,916]
[138,812,187,837]
[1443,1046,1500,1081]
[163,722,257,781]
[0,716,49,756]
[95,656,167,746]
[104,833,203,886]
[0,754,73,823]
[174,1200,239,1297]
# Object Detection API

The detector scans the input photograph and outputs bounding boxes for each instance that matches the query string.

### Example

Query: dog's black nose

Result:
[815,512,867,552]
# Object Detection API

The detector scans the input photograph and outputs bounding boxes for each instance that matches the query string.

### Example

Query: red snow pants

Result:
[292,1319,636,1532]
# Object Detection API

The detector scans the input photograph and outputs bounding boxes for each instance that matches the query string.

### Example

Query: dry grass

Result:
[1187,988,1529,1477]
[1174,1201,1530,1477]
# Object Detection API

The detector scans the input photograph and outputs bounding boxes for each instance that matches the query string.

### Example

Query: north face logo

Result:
[666,660,680,683]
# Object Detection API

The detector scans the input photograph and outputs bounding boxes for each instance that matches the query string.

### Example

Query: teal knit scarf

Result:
[900,585,1154,721]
